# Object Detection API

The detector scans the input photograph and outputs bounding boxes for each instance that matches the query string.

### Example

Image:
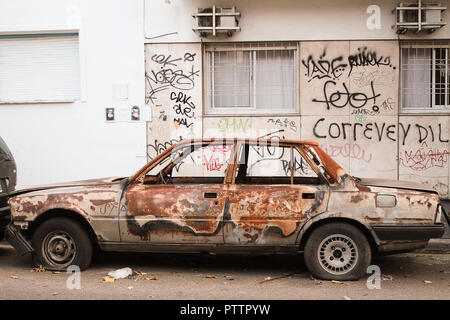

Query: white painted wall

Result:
[0,0,146,189]
[144,0,450,42]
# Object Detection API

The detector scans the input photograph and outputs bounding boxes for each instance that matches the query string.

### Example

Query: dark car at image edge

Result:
[0,136,17,241]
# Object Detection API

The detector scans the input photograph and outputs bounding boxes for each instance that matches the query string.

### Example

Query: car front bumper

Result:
[0,205,10,241]
[4,223,33,255]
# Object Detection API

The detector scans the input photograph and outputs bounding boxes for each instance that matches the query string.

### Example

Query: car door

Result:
[224,141,329,246]
[119,140,235,244]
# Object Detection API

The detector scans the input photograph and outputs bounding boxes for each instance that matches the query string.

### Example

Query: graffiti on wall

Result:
[313,118,449,145]
[398,142,449,172]
[145,50,200,130]
[302,46,396,116]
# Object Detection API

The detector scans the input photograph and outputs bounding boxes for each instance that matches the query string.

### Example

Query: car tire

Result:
[31,217,93,271]
[304,222,371,281]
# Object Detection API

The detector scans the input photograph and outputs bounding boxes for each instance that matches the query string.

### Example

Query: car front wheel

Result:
[31,217,93,271]
[304,222,371,281]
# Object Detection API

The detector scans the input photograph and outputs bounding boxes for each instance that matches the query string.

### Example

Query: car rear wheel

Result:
[304,222,371,281]
[31,217,92,271]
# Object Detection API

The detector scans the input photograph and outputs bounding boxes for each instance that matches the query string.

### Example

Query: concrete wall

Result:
[145,0,450,42]
[145,0,450,199]
[0,0,146,189]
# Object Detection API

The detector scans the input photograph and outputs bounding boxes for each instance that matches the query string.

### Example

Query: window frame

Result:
[230,141,326,185]
[0,31,83,104]
[203,42,300,116]
[400,41,450,114]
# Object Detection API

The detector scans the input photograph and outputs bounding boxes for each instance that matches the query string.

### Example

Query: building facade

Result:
[144,0,450,199]
[0,0,449,199]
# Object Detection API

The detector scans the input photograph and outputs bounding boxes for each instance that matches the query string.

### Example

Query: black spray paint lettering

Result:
[281,157,313,176]
[147,136,183,159]
[151,54,182,67]
[351,108,380,116]
[170,91,196,128]
[302,51,348,82]
[314,119,448,144]
[267,118,298,132]
[145,65,199,104]
[347,47,395,76]
[170,91,196,109]
[312,80,380,112]
[415,124,449,144]
[183,52,196,62]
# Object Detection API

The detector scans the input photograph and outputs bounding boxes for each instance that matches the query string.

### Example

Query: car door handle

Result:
[302,193,315,199]
[204,192,217,199]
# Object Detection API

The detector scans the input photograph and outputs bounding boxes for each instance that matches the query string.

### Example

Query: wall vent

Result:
[394,0,446,33]
[192,6,240,37]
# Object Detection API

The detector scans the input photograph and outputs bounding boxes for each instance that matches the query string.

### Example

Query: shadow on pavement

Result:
[92,250,307,274]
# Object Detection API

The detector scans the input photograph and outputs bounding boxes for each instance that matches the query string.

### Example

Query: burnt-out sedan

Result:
[5,138,448,280]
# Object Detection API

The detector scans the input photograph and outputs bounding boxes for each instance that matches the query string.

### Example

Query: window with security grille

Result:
[204,42,298,114]
[401,41,450,110]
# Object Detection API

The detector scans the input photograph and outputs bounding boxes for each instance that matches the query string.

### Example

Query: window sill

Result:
[400,108,450,116]
[0,99,77,105]
[204,111,300,118]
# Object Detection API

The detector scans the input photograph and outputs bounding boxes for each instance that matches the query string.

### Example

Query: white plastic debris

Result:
[108,267,133,279]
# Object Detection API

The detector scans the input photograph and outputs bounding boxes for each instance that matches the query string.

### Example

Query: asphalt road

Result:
[0,241,448,300]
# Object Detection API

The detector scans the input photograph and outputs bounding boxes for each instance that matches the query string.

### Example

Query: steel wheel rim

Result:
[318,234,358,275]
[42,231,76,267]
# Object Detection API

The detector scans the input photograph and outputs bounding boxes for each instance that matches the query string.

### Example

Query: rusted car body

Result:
[5,138,448,280]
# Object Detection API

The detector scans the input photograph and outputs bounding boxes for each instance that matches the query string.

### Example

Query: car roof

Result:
[174,138,319,146]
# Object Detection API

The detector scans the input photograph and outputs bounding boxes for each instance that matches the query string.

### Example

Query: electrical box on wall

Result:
[394,0,447,33]
[192,6,240,37]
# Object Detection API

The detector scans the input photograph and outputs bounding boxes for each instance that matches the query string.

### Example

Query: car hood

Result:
[358,177,438,194]
[9,177,126,197]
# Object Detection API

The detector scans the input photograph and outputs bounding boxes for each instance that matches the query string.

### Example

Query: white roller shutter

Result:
[0,34,80,103]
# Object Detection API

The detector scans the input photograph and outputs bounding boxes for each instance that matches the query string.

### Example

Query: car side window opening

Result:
[143,142,235,184]
[235,143,320,185]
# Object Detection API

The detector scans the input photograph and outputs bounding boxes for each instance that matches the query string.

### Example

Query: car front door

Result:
[119,140,235,244]
[224,142,329,247]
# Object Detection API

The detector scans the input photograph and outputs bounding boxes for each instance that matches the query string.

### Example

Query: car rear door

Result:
[223,141,329,246]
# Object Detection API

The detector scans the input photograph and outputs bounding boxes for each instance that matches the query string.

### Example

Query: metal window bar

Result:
[401,41,450,109]
[205,42,297,113]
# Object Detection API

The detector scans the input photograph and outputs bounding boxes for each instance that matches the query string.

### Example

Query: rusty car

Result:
[4,138,448,280]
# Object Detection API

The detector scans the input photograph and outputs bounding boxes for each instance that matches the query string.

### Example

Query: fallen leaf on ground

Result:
[10,276,19,279]
[205,275,217,279]
[423,280,432,284]
[127,286,134,290]
[145,276,158,281]
[52,292,60,296]
[31,265,46,273]
[264,277,272,281]
[382,274,394,281]
[331,280,344,284]
[102,276,115,283]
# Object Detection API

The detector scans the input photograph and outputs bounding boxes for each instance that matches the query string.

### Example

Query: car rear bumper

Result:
[371,223,445,241]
